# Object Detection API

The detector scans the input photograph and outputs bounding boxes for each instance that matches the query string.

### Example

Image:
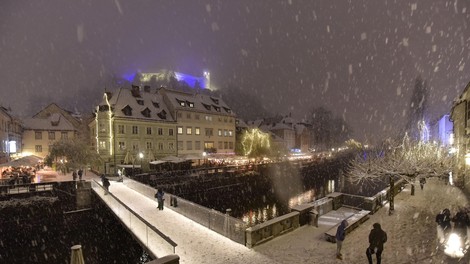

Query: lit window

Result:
[218,129,222,136]
[229,130,233,136]
[195,127,200,135]
[118,141,126,150]
[186,127,192,135]
[177,127,183,135]
[99,141,106,149]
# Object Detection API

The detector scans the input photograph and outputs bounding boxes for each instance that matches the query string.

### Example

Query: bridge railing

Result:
[0,182,56,195]
[91,180,177,258]
[123,176,247,245]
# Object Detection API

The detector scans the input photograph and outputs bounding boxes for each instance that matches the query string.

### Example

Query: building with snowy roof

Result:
[0,106,22,163]
[90,85,235,174]
[22,109,79,158]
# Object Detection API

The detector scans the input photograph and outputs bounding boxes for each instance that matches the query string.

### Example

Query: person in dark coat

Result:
[366,223,387,264]
[419,177,426,190]
[103,177,110,195]
[335,220,348,260]
[452,208,470,238]
[436,208,452,243]
[72,170,77,181]
[77,169,83,180]
[156,189,165,210]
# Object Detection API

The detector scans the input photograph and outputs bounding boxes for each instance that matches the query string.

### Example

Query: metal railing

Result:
[0,182,56,195]
[91,180,177,258]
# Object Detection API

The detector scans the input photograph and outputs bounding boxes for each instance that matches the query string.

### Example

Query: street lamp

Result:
[139,152,144,172]
[202,151,207,166]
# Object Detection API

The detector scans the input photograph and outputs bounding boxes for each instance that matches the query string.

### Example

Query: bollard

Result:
[70,245,85,264]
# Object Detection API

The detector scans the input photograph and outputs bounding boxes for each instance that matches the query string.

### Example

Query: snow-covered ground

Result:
[93,176,470,264]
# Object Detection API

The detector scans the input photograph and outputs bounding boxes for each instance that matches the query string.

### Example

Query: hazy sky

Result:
[1,0,469,143]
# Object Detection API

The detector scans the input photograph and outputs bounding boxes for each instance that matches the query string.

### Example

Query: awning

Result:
[149,160,167,165]
[0,155,43,167]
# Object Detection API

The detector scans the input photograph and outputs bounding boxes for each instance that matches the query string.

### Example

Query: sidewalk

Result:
[101,177,469,264]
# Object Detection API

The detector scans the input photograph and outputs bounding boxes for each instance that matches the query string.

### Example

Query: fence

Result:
[91,180,177,259]
[122,176,247,245]
[0,182,56,195]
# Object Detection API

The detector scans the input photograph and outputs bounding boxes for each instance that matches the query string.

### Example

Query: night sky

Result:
[1,0,469,143]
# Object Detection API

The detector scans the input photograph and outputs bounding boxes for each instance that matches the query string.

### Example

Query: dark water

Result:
[0,185,149,264]
[143,153,388,226]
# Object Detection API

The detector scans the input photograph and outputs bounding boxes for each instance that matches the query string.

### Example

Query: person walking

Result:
[335,220,348,260]
[156,189,165,210]
[103,177,110,195]
[366,223,387,264]
[77,168,83,181]
[72,170,77,181]
[436,208,452,243]
[419,177,426,190]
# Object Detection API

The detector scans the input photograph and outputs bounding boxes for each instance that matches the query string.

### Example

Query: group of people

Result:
[72,168,84,181]
[336,221,387,263]
[436,207,470,243]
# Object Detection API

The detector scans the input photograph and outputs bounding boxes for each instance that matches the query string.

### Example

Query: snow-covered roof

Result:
[23,113,76,131]
[161,88,235,116]
[100,88,175,122]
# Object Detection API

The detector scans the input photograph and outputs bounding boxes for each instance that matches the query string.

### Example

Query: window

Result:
[186,113,191,119]
[218,117,222,122]
[218,141,223,149]
[168,142,174,150]
[195,127,200,135]
[61,132,68,139]
[188,102,194,108]
[118,141,126,150]
[195,114,200,120]
[48,131,55,140]
[229,130,233,137]
[186,127,192,135]
[99,122,106,132]
[205,115,212,121]
[218,129,222,136]
[224,129,228,137]
[224,117,228,123]
[35,145,42,152]
[204,141,214,150]
[147,127,152,135]
[146,142,153,150]
[229,142,233,149]
[177,127,183,135]
[177,112,183,119]
[205,128,213,137]
[224,142,228,149]
[132,126,138,134]
[158,128,163,135]
[177,141,183,150]
[118,125,125,134]
[195,141,201,150]
[137,99,144,105]
[186,141,192,150]
[99,141,106,150]
[132,142,139,151]
[158,142,164,150]
[35,131,42,140]
[169,128,174,136]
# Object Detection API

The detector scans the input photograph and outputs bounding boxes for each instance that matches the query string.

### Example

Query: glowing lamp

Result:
[465,153,470,166]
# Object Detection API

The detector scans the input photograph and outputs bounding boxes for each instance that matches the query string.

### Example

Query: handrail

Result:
[91,180,178,250]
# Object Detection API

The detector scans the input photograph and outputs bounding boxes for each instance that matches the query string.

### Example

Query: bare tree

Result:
[348,134,454,185]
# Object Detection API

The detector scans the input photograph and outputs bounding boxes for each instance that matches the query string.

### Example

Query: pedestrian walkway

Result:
[95,176,469,263]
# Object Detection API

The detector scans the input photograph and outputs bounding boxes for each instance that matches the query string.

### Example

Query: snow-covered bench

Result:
[324,209,370,243]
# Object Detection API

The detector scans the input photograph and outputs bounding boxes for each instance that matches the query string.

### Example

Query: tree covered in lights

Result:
[44,138,102,172]
[239,128,278,159]
[347,134,454,185]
